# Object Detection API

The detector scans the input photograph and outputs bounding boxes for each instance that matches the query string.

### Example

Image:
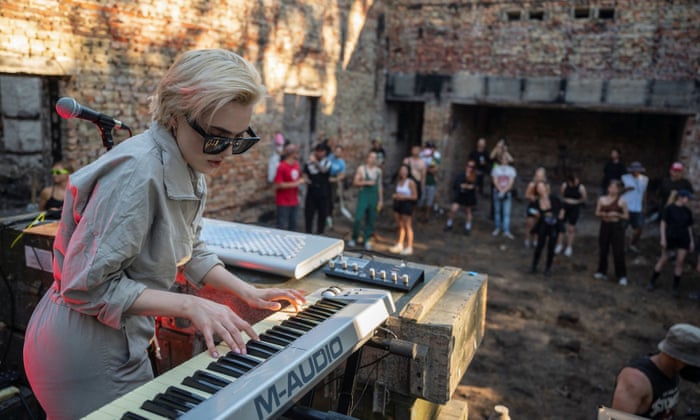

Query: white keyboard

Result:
[200,218,344,279]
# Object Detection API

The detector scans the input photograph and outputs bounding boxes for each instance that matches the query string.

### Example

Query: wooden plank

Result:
[399,266,462,322]
[436,399,469,420]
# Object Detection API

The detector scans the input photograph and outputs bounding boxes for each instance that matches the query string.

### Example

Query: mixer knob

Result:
[402,274,410,285]
[342,260,348,270]
[369,268,376,279]
[391,272,398,283]
[352,263,358,272]
[328,260,335,269]
[379,270,387,280]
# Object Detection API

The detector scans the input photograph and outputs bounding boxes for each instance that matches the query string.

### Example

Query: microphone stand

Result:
[96,120,116,151]
[95,119,132,151]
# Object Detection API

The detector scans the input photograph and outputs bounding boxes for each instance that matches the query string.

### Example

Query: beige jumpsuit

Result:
[23,123,222,419]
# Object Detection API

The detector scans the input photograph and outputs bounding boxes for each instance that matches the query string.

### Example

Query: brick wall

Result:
[1,0,698,217]
[0,0,387,221]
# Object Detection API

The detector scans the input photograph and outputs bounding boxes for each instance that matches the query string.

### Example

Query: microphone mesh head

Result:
[56,97,79,119]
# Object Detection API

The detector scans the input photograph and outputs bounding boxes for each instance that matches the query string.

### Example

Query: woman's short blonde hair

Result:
[150,49,266,127]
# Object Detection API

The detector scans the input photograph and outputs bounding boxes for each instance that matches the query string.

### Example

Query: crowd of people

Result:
[267,136,699,304]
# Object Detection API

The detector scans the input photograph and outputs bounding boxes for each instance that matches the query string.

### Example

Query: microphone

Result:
[55,97,130,130]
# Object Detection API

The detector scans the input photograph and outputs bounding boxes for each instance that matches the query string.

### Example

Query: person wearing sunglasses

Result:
[23,49,306,420]
[38,161,73,212]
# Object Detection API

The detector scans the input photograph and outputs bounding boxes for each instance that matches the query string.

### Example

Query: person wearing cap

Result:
[659,162,694,209]
[612,323,700,418]
[274,143,305,231]
[647,189,695,296]
[622,161,649,254]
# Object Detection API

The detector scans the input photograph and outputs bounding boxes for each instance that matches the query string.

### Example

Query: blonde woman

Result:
[24,49,305,419]
[38,161,73,212]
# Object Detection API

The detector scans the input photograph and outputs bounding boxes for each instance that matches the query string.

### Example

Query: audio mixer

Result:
[322,255,424,291]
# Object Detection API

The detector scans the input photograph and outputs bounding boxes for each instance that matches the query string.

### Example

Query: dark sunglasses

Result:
[186,118,260,155]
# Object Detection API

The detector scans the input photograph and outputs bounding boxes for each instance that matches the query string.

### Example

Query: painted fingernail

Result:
[212,351,219,358]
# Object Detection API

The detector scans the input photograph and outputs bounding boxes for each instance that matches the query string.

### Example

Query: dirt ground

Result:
[328,193,700,420]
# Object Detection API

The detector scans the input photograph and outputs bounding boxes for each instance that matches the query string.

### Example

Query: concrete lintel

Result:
[391,73,416,97]
[452,73,484,99]
[523,77,561,102]
[650,80,696,108]
[606,79,648,105]
[565,78,604,104]
[487,76,521,101]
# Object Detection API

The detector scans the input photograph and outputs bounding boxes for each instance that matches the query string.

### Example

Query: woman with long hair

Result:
[389,163,418,255]
[524,167,547,248]
[528,181,564,276]
[556,173,587,257]
[594,180,630,285]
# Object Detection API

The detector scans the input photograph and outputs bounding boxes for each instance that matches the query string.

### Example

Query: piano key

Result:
[271,325,304,337]
[281,318,313,331]
[246,342,279,359]
[306,304,337,316]
[221,352,261,369]
[154,392,197,411]
[141,399,181,419]
[258,332,293,346]
[295,310,327,322]
[248,340,283,354]
[122,412,149,420]
[181,370,230,394]
[287,316,319,328]
[318,298,348,309]
[164,386,206,405]
[207,361,247,379]
[266,328,300,343]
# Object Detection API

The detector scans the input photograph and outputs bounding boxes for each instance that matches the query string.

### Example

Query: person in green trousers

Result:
[348,151,383,250]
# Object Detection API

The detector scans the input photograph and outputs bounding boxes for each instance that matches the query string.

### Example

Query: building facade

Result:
[0,0,698,218]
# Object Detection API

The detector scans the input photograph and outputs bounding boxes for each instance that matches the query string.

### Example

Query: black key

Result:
[165,386,205,405]
[266,329,299,343]
[122,412,148,420]
[141,400,179,419]
[154,393,193,412]
[272,325,303,337]
[182,376,218,394]
[306,304,335,316]
[222,352,261,369]
[208,361,247,378]
[281,319,313,332]
[304,308,335,320]
[297,310,327,321]
[259,332,293,346]
[182,370,230,394]
[288,316,317,328]
[247,341,281,359]
[319,298,348,309]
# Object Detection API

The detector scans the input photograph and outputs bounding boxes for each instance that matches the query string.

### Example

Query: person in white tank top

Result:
[389,164,418,255]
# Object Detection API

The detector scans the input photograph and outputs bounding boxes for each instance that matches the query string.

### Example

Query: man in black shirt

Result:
[468,137,490,197]
[303,143,332,234]
[601,147,626,194]
[658,161,694,208]
[612,323,700,419]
